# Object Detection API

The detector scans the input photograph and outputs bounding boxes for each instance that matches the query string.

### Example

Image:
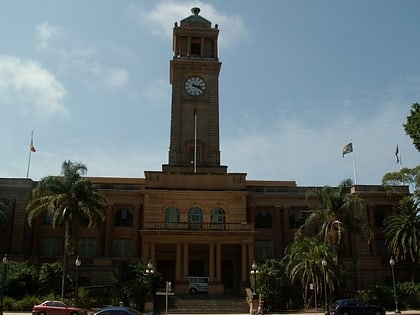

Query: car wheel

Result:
[374,311,382,315]
[70,312,78,315]
[342,312,349,315]
[189,288,197,294]
[39,312,46,315]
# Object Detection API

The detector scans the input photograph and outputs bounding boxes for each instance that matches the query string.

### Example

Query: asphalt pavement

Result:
[4,311,420,315]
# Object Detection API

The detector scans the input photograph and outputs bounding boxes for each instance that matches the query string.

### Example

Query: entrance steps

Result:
[156,294,249,314]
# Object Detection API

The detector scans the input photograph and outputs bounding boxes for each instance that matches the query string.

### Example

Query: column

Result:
[187,37,191,57]
[216,243,221,282]
[242,243,248,283]
[183,243,189,281]
[209,243,215,282]
[248,243,255,268]
[176,243,182,281]
[142,242,149,260]
[150,242,156,262]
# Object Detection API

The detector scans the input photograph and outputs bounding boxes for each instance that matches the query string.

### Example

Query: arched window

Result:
[114,208,133,227]
[211,207,225,224]
[255,210,272,229]
[165,206,180,229]
[188,207,203,230]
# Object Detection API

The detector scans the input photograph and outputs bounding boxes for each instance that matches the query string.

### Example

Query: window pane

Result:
[255,210,272,229]
[211,207,225,223]
[78,238,96,257]
[114,208,133,227]
[113,239,132,258]
[42,238,61,256]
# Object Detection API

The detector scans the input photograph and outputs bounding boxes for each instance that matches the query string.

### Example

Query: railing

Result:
[143,222,253,231]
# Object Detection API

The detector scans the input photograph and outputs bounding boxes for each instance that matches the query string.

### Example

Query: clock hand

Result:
[192,84,204,91]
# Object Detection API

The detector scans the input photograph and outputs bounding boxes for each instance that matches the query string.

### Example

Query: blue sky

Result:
[1,0,419,186]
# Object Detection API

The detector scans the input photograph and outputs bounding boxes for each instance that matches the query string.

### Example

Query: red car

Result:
[32,301,87,315]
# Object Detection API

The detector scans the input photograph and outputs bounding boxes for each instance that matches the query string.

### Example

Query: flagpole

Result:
[395,143,402,170]
[194,110,197,173]
[351,151,357,185]
[398,146,403,170]
[26,130,34,178]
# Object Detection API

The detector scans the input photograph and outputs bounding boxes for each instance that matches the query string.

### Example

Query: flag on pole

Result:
[395,144,399,163]
[30,132,36,152]
[342,142,353,157]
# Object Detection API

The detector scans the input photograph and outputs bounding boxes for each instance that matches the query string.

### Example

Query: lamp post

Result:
[322,259,328,315]
[75,256,81,307]
[0,254,9,315]
[145,260,155,295]
[389,257,400,314]
[250,261,258,298]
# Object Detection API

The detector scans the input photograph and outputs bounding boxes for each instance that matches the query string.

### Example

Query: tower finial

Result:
[191,7,200,15]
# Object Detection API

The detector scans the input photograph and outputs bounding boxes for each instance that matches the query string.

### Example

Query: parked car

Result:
[330,299,386,315]
[93,306,142,315]
[32,301,87,315]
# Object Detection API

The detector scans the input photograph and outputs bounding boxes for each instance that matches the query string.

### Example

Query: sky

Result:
[1,0,419,187]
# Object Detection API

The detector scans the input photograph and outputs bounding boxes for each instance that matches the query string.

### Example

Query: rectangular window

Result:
[78,238,96,257]
[42,238,62,256]
[256,240,274,260]
[113,239,132,258]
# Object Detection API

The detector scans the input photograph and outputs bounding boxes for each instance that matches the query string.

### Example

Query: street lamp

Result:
[75,256,81,307]
[250,261,258,298]
[145,260,155,295]
[0,254,9,315]
[322,259,328,315]
[389,257,400,314]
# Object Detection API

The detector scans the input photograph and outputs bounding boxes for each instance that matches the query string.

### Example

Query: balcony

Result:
[142,222,253,231]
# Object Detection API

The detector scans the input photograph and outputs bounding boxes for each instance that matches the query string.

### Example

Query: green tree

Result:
[3,260,38,298]
[383,196,420,282]
[382,166,420,198]
[26,160,107,298]
[257,259,298,311]
[112,260,161,310]
[38,262,65,296]
[403,102,420,152]
[282,235,336,309]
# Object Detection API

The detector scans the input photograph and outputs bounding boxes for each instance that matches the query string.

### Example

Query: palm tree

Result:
[303,179,369,258]
[282,235,336,309]
[26,160,107,298]
[384,196,420,282]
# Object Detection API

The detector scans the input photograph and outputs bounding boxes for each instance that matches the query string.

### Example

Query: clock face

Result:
[185,76,206,96]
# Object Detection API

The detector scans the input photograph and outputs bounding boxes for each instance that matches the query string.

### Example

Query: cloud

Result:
[0,55,67,118]
[105,68,129,88]
[36,22,61,49]
[134,1,247,49]
[221,101,413,186]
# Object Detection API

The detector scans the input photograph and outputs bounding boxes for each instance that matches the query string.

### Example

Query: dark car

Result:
[32,300,87,315]
[93,306,142,315]
[331,299,386,315]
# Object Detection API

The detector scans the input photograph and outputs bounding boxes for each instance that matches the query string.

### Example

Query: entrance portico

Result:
[141,229,256,294]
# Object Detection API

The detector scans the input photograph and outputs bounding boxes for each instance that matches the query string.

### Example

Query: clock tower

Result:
[163,7,227,174]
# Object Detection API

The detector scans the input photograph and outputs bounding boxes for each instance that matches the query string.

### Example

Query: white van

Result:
[188,276,209,294]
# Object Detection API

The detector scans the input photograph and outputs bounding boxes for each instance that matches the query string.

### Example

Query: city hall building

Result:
[0,8,408,295]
